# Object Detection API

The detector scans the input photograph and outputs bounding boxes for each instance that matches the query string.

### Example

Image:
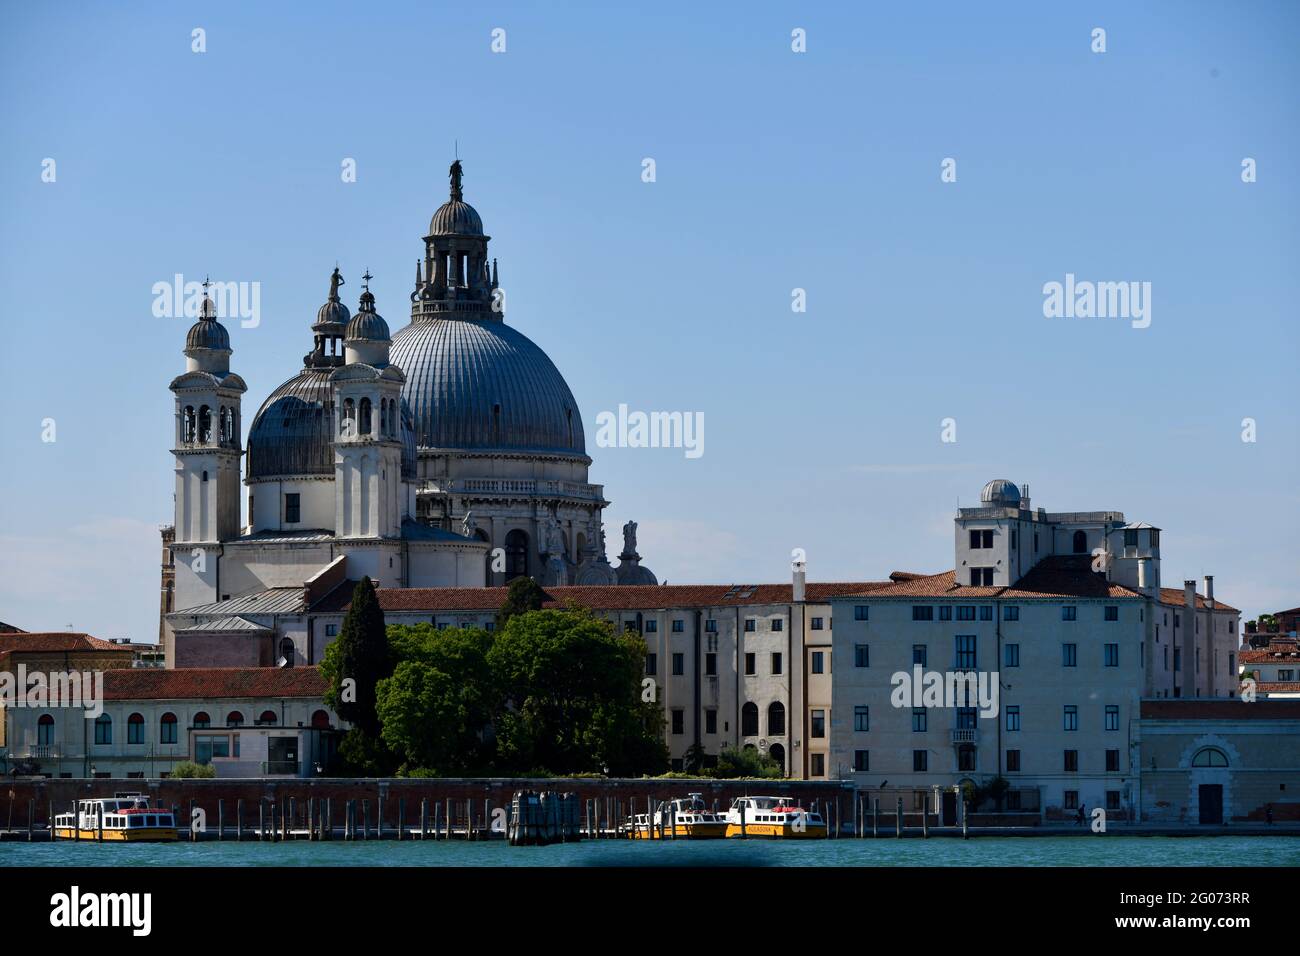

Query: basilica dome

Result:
[390,319,585,456]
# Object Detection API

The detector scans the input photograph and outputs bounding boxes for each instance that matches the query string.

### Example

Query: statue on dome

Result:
[328,266,344,300]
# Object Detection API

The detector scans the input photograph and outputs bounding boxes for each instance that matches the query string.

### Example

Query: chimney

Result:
[1137,557,1148,591]
[1204,575,1215,610]
[792,555,806,603]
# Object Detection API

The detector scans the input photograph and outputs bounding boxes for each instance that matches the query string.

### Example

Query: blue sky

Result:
[1,1,1296,640]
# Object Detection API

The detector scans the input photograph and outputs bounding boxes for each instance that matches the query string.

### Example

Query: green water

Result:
[4,835,1297,867]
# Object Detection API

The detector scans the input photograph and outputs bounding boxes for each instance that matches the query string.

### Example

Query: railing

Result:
[416,478,604,500]
[951,728,979,745]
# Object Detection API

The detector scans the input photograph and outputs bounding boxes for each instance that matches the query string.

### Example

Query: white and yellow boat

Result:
[626,793,728,839]
[724,795,827,839]
[54,795,179,842]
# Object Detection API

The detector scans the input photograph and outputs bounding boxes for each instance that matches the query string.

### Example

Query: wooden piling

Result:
[896,796,903,837]
[420,798,428,840]
[872,798,879,838]
[49,800,55,842]
[444,798,451,840]
[922,803,929,838]
[962,799,969,839]
[466,798,473,841]
[218,799,225,841]
[95,803,103,842]
[236,799,244,841]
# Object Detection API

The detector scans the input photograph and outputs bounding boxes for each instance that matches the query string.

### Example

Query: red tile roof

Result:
[0,632,134,665]
[1240,646,1300,664]
[1157,587,1239,613]
[843,556,1145,600]
[102,667,328,701]
[1140,699,1300,719]
[312,581,893,614]
[1257,682,1300,693]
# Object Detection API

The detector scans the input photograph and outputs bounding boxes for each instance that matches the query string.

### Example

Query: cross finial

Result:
[202,274,211,296]
[362,269,372,291]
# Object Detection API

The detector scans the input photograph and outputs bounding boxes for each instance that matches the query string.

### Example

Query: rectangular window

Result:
[1003,605,1019,621]
[811,617,825,630]
[671,709,684,735]
[854,750,869,772]
[284,493,301,524]
[912,606,934,621]
[672,652,684,676]
[644,619,657,633]
[128,720,144,745]
[811,710,825,738]
[770,652,782,675]
[1106,749,1120,772]
[912,708,927,732]
[1105,704,1119,731]
[705,652,717,676]
[325,624,338,637]
[1104,605,1119,622]
[955,635,977,670]
[671,619,684,633]
[1062,606,1077,622]
[854,644,870,668]
[854,605,869,621]
[160,719,177,745]
[939,605,953,621]
[1280,669,1295,682]
[970,568,994,586]
[1011,529,1018,549]
[958,746,976,771]
[912,644,927,667]
[854,706,870,732]
[1064,750,1079,772]
[644,654,657,676]
[810,754,825,777]
[1006,749,1020,772]
[1104,643,1119,667]
[913,750,928,772]
[969,529,993,549]
[1124,529,1138,547]
[744,653,756,676]
[1063,790,1079,810]
[1064,705,1078,731]
[705,710,717,734]
[810,651,824,674]
[705,619,717,633]
[771,618,783,632]
[744,618,756,633]
[1005,705,1020,732]
[624,621,638,633]
[1151,529,1160,547]
[957,606,976,621]
[1106,790,1121,810]
[979,605,993,621]
[1062,643,1077,667]
[1004,643,1019,667]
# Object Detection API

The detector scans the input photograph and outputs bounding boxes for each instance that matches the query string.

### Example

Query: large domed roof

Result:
[247,367,416,480]
[390,318,585,456]
[428,199,484,237]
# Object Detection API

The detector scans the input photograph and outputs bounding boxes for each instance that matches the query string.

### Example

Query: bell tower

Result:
[411,159,501,324]
[169,281,247,609]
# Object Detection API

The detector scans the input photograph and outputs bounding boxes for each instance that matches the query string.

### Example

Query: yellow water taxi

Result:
[54,795,179,842]
[724,795,827,839]
[626,793,728,839]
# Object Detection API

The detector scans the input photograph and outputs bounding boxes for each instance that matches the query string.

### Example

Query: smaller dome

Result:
[428,199,484,237]
[346,290,390,343]
[314,297,350,332]
[185,300,230,351]
[980,479,1021,506]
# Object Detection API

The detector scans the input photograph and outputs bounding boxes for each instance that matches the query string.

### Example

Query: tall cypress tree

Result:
[323,576,391,738]
[495,575,547,630]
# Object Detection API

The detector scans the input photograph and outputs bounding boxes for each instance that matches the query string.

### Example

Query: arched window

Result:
[192,711,210,728]
[259,710,278,725]
[342,398,355,436]
[379,399,388,437]
[219,406,228,443]
[182,406,196,443]
[226,711,244,727]
[94,714,112,745]
[769,743,786,773]
[768,701,786,736]
[127,713,145,745]
[1072,530,1088,554]
[37,714,54,746]
[160,713,178,745]
[505,529,529,581]
[198,405,212,443]
[741,702,759,737]
[311,709,331,730]
[359,398,372,435]
[279,637,295,665]
[1192,747,1229,767]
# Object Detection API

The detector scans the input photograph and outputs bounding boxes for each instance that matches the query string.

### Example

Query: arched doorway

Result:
[769,743,786,776]
[1072,530,1088,554]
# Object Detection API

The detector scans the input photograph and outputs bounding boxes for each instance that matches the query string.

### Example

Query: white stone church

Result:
[164,161,655,665]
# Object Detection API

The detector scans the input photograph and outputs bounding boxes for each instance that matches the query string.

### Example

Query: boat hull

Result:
[54,827,179,842]
[627,823,728,840]
[724,822,827,839]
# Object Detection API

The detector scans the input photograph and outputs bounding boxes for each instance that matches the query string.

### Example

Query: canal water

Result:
[5,835,1297,867]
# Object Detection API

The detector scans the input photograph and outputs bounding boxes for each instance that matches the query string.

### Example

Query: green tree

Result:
[320,577,392,738]
[376,624,496,775]
[711,745,781,779]
[169,760,216,779]
[495,576,547,630]
[487,608,668,776]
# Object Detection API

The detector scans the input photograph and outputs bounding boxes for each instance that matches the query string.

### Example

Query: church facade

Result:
[163,162,653,665]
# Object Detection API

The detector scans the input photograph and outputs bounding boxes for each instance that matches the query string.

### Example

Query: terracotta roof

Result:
[311,581,893,614]
[102,667,328,701]
[1240,646,1300,664]
[842,556,1144,600]
[1257,682,1300,693]
[1140,699,1300,719]
[1157,587,1239,613]
[0,632,133,658]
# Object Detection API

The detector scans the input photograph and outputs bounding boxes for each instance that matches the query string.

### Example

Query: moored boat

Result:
[626,793,728,839]
[724,795,827,839]
[54,794,179,842]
